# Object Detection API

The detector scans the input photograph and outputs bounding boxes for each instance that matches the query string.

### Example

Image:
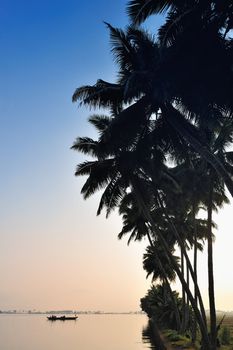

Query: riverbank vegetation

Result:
[141,285,233,349]
[163,315,233,349]
[72,1,233,349]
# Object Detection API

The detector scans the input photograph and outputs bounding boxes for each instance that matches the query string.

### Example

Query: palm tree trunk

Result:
[192,204,198,342]
[133,186,211,349]
[180,249,186,334]
[141,164,207,329]
[145,206,210,348]
[185,257,190,330]
[207,180,217,349]
[165,278,181,331]
[157,193,207,329]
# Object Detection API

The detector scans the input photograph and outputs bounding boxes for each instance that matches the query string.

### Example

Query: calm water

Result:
[0,314,153,350]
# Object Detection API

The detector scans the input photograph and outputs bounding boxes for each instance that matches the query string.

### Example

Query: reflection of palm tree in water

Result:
[142,320,166,350]
[142,322,155,349]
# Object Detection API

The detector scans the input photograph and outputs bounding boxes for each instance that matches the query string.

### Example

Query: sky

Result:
[0,0,232,312]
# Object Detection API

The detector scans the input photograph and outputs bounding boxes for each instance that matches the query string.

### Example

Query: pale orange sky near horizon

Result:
[0,1,233,313]
[1,175,233,312]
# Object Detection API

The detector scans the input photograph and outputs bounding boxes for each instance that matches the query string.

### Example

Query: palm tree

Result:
[141,284,173,350]
[72,20,233,349]
[197,121,232,348]
[117,190,182,330]
[73,22,233,200]
[126,2,233,203]
[143,243,177,283]
[143,242,182,331]
[170,120,232,347]
[72,108,213,345]
[171,164,209,340]
[141,284,182,330]
[127,0,233,37]
[118,191,153,245]
[159,182,207,333]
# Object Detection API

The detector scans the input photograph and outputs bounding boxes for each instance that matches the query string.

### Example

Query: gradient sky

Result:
[0,1,232,312]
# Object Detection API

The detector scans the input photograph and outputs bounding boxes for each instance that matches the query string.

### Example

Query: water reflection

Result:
[0,314,147,350]
[142,320,167,350]
[142,320,157,349]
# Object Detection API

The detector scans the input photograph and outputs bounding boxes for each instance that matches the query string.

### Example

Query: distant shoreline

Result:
[1,310,233,316]
[0,310,145,315]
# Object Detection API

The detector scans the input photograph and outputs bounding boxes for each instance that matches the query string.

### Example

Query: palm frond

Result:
[100,97,148,150]
[75,159,116,199]
[143,244,179,282]
[158,8,186,46]
[74,161,97,176]
[72,80,123,109]
[97,174,126,216]
[105,22,136,72]
[71,137,98,157]
[213,121,233,152]
[123,71,151,100]
[118,222,135,240]
[88,114,112,134]
[127,0,175,24]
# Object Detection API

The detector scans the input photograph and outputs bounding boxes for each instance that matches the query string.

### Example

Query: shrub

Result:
[220,326,231,345]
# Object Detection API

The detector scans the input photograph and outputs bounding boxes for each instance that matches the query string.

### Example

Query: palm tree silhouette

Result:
[72,113,211,345]
[72,12,233,348]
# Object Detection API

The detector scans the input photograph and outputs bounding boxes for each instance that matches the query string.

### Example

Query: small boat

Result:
[47,315,78,321]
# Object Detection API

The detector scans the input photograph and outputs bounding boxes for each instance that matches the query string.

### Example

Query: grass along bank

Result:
[161,314,233,349]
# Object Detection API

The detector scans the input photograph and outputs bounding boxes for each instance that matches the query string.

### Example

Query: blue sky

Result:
[0,1,128,226]
[0,0,158,311]
[0,1,232,311]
